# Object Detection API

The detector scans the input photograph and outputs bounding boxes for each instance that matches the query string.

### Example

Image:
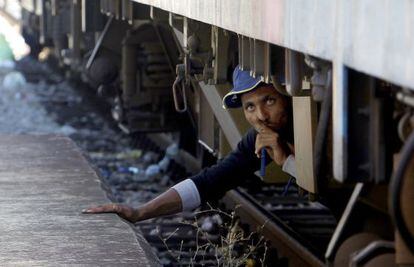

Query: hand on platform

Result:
[82,204,141,223]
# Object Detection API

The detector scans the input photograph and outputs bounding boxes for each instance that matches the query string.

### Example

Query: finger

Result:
[260,124,270,132]
[255,135,273,155]
[258,135,278,143]
[82,204,117,214]
[82,206,105,213]
[256,134,278,151]
[255,135,262,157]
[255,137,264,157]
[256,126,265,133]
[258,132,279,140]
[255,141,272,157]
[259,124,277,134]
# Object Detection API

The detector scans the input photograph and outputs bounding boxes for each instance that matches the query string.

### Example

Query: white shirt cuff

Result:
[282,154,296,178]
[172,179,201,211]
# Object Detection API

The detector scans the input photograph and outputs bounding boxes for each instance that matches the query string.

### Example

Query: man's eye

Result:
[266,98,276,105]
[245,105,255,112]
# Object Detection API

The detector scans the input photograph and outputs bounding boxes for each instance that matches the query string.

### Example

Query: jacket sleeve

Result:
[190,129,261,204]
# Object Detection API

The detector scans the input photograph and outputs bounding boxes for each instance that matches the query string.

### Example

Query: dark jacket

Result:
[190,128,265,203]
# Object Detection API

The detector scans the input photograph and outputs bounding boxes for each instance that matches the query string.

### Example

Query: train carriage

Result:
[9,0,414,266]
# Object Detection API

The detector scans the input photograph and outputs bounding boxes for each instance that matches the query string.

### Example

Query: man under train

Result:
[83,66,296,222]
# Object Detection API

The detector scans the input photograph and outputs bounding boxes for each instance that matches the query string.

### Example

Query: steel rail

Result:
[223,189,325,267]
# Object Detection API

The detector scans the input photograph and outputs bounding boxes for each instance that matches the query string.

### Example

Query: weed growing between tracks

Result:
[159,205,269,267]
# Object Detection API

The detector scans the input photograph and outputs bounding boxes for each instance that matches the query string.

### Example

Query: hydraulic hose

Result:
[389,129,414,254]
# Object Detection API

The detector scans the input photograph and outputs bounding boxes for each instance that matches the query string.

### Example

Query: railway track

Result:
[15,57,337,266]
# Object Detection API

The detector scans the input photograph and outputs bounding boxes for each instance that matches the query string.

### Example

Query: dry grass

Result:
[159,205,269,266]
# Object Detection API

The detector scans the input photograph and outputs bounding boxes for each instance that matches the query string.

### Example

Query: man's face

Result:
[240,85,289,132]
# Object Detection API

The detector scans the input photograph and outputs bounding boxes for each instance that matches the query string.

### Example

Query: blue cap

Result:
[222,66,264,109]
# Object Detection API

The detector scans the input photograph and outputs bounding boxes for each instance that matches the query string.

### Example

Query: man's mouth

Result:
[265,123,281,131]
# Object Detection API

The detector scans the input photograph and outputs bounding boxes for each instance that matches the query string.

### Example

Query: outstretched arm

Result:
[83,188,182,223]
[84,129,264,220]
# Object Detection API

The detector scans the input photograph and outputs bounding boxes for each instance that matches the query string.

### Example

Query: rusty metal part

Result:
[333,232,379,267]
[121,30,139,102]
[390,130,414,255]
[223,190,324,267]
[117,23,178,132]
[392,130,414,264]
[350,240,395,267]
[285,49,304,96]
[363,253,397,267]
[398,112,414,142]
[211,26,229,84]
[153,23,181,74]
[395,231,414,264]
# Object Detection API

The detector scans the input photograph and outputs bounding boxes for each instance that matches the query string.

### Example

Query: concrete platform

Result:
[0,134,160,266]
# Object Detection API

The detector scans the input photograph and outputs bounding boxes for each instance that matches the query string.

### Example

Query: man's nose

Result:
[256,106,269,122]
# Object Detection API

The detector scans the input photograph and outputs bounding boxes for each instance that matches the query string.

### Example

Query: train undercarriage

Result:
[8,0,414,266]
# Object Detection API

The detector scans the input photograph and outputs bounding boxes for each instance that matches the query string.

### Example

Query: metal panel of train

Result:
[13,0,414,266]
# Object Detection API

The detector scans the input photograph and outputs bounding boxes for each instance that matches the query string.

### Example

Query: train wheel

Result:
[363,253,396,267]
[334,232,379,267]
